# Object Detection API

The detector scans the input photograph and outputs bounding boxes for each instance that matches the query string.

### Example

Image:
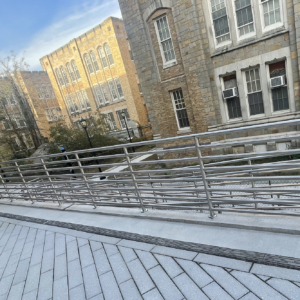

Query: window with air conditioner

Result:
[223,74,242,119]
[269,61,289,111]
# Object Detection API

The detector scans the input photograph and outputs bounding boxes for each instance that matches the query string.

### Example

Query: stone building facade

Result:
[18,71,61,138]
[40,17,150,137]
[119,0,300,152]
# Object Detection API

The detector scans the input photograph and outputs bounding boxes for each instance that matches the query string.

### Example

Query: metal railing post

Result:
[75,153,97,209]
[248,160,257,210]
[0,166,11,202]
[41,158,61,206]
[194,137,216,219]
[15,161,34,204]
[123,146,146,213]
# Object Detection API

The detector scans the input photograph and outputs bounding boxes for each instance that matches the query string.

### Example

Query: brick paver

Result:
[0,217,299,300]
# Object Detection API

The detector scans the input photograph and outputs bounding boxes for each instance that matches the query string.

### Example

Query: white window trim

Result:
[232,0,256,41]
[214,47,294,124]
[113,77,125,100]
[98,47,109,69]
[93,84,105,107]
[116,109,130,130]
[259,0,284,33]
[100,83,110,104]
[170,90,190,131]
[105,44,115,66]
[220,77,243,122]
[108,80,119,101]
[242,67,266,118]
[208,0,232,49]
[90,51,100,72]
[265,59,291,114]
[84,54,94,74]
[153,14,177,69]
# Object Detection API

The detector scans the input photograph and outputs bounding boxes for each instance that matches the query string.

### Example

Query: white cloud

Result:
[19,0,122,70]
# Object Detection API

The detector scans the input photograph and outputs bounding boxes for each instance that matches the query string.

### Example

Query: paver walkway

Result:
[0,216,300,300]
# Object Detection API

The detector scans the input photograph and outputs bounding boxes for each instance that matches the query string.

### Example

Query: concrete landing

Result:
[0,202,300,261]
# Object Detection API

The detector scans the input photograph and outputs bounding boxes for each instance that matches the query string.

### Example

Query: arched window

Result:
[98,47,108,68]
[71,61,81,79]
[84,54,94,74]
[67,63,75,82]
[55,69,64,86]
[90,51,100,71]
[60,66,69,84]
[105,44,114,65]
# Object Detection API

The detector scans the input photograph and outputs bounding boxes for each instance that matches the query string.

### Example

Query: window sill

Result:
[209,111,300,131]
[177,127,191,135]
[211,29,289,58]
[162,61,177,70]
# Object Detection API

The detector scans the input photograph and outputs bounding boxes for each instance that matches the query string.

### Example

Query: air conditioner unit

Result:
[270,75,285,88]
[223,87,238,99]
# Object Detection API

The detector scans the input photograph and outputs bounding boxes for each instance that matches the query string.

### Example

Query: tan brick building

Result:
[119,0,300,152]
[18,71,61,138]
[40,17,149,137]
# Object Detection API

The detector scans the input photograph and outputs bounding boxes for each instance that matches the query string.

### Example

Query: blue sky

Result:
[0,0,122,70]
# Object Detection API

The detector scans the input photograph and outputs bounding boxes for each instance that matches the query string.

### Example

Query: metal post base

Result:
[209,214,217,219]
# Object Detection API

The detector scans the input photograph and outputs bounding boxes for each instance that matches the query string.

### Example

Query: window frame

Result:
[71,61,81,80]
[98,47,108,69]
[67,63,76,82]
[55,69,64,86]
[114,78,125,100]
[221,75,243,121]
[153,14,177,68]
[81,90,91,109]
[267,60,290,114]
[243,67,265,117]
[93,85,105,107]
[104,44,114,66]
[208,0,232,48]
[170,89,190,130]
[116,109,130,130]
[84,54,94,74]
[100,83,110,104]
[60,66,69,85]
[108,80,119,101]
[105,112,117,131]
[259,0,284,33]
[90,51,100,72]
[233,0,256,40]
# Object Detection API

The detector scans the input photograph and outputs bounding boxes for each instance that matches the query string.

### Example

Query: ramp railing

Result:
[1,119,300,218]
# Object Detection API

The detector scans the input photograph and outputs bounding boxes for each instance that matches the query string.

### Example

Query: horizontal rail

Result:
[1,118,300,219]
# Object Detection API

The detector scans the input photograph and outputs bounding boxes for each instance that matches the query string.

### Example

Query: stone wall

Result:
[119,0,300,152]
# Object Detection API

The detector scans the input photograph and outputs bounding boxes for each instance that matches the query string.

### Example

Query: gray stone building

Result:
[118,0,300,152]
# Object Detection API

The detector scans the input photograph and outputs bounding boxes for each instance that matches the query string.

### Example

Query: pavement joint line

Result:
[1,212,300,272]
